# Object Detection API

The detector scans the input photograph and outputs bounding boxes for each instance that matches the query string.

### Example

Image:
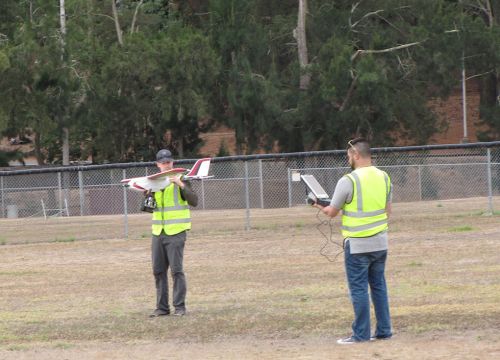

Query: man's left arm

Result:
[171,176,198,207]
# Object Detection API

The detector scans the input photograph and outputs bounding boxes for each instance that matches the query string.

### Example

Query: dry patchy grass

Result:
[0,199,499,359]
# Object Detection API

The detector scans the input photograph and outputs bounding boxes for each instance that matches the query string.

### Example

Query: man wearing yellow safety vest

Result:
[149,149,198,317]
[313,138,392,344]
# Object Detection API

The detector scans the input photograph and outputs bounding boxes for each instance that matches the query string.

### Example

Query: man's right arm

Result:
[386,181,393,218]
[386,203,392,218]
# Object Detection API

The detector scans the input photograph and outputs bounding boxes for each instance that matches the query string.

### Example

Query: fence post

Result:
[58,172,63,211]
[123,169,129,239]
[201,178,206,210]
[418,165,422,201]
[78,171,84,216]
[244,161,250,231]
[0,176,4,218]
[259,159,264,208]
[487,148,493,214]
[287,168,292,207]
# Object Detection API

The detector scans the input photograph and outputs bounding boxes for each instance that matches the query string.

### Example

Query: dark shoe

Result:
[149,309,170,318]
[370,335,392,341]
[173,309,186,316]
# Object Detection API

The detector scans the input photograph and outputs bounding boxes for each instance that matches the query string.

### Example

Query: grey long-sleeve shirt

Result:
[179,181,198,207]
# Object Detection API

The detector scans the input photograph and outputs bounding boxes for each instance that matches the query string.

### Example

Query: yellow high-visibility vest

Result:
[341,166,390,238]
[152,184,191,236]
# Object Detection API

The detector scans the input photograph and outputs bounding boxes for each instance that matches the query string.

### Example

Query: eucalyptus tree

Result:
[79,3,219,162]
[0,0,89,164]
[151,25,220,158]
[275,0,470,149]
[458,0,500,140]
[207,0,288,154]
[0,1,64,164]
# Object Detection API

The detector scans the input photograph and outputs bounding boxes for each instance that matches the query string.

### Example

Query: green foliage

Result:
[217,140,230,157]
[0,150,24,167]
[1,0,500,163]
[0,50,9,73]
[448,225,474,232]
[53,237,76,243]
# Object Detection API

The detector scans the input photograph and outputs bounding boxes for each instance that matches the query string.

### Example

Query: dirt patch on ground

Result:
[0,199,499,359]
[1,333,499,360]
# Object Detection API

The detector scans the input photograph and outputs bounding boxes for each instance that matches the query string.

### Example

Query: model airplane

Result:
[121,158,213,192]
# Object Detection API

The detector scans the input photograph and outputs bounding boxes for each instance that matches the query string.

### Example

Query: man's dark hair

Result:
[347,137,371,158]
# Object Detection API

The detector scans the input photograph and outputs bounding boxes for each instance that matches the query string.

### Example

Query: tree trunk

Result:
[177,136,184,158]
[62,127,70,165]
[489,0,500,25]
[479,0,500,117]
[34,132,45,165]
[60,0,66,51]
[111,0,123,46]
[489,0,500,102]
[60,0,70,165]
[130,0,144,34]
[296,0,310,90]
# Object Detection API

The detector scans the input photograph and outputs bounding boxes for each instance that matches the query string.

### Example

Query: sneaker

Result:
[149,309,170,317]
[337,337,358,345]
[173,309,186,316]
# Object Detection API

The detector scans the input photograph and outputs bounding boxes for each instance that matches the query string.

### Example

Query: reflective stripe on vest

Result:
[341,167,390,238]
[152,218,192,225]
[156,205,189,211]
[152,184,191,236]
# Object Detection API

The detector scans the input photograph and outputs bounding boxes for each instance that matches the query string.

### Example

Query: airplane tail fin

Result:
[186,158,211,179]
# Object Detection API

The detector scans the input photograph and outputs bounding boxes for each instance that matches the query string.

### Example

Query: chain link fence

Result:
[0,142,499,242]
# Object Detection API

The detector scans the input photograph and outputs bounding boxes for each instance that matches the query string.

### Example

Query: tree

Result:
[152,26,220,158]
[208,0,285,153]
[279,0,468,149]
[459,0,500,140]
[296,0,310,90]
[1,0,497,165]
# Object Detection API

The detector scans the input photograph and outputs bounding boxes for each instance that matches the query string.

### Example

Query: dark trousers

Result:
[151,231,187,312]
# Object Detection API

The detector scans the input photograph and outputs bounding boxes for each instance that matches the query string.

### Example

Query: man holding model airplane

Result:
[149,149,198,317]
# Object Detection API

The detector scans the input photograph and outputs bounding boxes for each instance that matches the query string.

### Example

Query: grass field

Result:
[0,199,499,359]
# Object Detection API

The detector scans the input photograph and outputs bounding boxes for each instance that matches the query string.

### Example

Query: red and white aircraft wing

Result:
[145,168,187,180]
[121,158,213,192]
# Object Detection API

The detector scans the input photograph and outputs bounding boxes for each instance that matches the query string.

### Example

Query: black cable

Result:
[314,208,345,262]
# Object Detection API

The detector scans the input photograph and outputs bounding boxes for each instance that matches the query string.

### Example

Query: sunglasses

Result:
[348,139,359,150]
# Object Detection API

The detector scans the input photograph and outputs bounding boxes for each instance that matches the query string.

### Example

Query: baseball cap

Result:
[156,149,173,163]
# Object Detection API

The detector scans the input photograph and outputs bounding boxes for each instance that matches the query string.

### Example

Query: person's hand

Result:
[171,175,185,189]
[306,197,316,206]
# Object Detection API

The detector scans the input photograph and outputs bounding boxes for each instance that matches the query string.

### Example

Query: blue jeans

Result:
[344,241,392,341]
